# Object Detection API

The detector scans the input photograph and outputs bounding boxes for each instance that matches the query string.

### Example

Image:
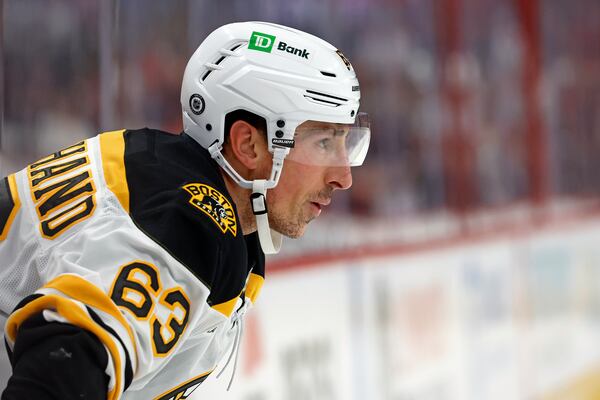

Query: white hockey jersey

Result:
[0,128,265,399]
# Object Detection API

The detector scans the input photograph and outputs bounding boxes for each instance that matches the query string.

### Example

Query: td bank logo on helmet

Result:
[249,31,276,52]
[249,31,310,59]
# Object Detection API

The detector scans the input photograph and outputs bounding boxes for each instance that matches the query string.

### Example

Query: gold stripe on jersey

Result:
[0,174,21,241]
[246,273,264,304]
[99,130,130,213]
[43,274,138,362]
[153,369,213,400]
[5,294,125,400]
[211,295,240,317]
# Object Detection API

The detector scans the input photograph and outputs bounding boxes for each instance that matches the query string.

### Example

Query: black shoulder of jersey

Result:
[121,128,260,306]
[245,231,265,278]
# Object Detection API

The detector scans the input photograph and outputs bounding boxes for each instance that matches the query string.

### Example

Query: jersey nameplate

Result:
[182,183,237,236]
[27,141,96,239]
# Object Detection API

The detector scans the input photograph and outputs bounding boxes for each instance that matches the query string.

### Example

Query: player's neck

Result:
[221,170,257,236]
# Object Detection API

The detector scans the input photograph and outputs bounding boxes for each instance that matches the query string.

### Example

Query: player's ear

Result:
[227,120,267,170]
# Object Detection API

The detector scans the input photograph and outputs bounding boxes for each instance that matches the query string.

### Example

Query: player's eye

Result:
[317,138,332,150]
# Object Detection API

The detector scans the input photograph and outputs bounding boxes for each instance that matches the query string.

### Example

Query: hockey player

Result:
[0,21,370,399]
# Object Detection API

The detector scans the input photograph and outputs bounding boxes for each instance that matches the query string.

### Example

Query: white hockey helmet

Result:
[181,21,370,253]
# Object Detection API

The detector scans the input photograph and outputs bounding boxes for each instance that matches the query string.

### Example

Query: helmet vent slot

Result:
[304,90,347,107]
[304,96,341,106]
[201,43,246,82]
[306,90,347,102]
[320,71,337,78]
[202,70,213,81]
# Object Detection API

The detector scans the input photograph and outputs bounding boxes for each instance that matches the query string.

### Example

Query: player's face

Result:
[266,121,353,238]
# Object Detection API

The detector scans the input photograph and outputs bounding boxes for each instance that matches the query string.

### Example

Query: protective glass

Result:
[286,112,371,167]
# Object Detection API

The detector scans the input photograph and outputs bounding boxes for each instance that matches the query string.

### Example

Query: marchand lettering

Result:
[277,42,310,59]
[27,140,96,239]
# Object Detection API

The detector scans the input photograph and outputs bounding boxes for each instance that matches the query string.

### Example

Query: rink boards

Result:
[195,216,600,400]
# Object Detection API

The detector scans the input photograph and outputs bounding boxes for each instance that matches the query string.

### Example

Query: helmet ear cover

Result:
[223,110,267,146]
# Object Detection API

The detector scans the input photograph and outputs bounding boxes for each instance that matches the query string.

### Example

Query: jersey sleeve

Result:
[4,273,137,400]
[3,315,109,400]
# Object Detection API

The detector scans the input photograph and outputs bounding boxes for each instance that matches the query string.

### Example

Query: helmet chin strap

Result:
[251,179,282,254]
[209,142,287,254]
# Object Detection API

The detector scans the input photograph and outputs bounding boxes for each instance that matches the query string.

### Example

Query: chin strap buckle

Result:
[251,192,268,215]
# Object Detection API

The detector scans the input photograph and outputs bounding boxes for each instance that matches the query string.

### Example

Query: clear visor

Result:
[285,112,371,167]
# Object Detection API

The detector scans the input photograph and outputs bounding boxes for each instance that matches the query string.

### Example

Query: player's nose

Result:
[326,165,352,190]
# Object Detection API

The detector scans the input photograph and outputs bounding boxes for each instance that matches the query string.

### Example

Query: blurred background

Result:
[1,0,600,399]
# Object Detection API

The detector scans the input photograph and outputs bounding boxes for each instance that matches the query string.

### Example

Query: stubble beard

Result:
[268,187,333,239]
[268,203,312,239]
